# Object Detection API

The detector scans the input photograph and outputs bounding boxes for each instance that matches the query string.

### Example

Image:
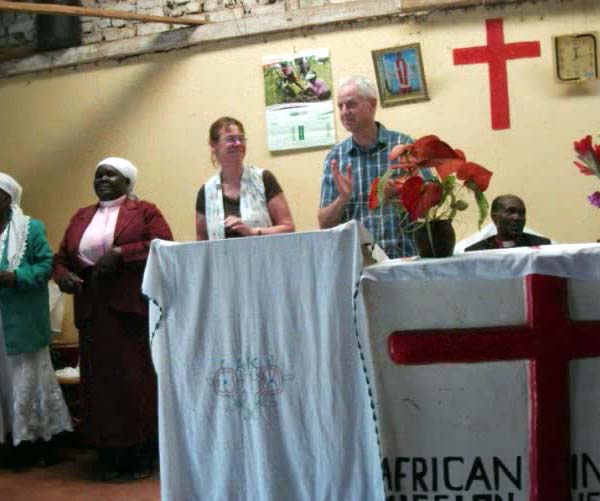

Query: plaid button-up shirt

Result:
[320,123,427,259]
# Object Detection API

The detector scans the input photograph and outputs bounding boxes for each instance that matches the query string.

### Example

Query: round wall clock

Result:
[553,32,599,82]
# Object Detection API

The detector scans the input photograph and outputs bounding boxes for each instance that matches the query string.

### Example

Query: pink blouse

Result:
[78,195,126,267]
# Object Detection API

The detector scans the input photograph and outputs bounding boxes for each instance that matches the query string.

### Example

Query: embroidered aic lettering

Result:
[211,354,294,420]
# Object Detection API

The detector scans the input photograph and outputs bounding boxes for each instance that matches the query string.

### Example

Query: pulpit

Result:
[143,222,384,501]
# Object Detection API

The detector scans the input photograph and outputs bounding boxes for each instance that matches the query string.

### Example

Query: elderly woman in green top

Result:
[0,173,72,470]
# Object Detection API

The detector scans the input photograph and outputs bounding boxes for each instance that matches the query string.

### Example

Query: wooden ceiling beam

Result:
[0,0,208,26]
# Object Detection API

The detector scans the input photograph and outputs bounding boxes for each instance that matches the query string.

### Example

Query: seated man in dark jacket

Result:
[466,194,551,251]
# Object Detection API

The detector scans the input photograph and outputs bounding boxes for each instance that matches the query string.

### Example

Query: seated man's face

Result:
[493,197,526,240]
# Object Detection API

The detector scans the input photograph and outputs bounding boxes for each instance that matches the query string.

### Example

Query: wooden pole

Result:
[0,0,208,26]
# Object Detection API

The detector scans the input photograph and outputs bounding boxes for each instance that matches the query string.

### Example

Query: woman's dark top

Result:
[196,170,283,238]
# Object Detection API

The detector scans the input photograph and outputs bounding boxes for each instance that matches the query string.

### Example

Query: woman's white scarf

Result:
[205,165,273,240]
[0,205,30,272]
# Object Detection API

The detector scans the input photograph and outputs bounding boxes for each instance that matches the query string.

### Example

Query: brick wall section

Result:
[0,8,37,48]
[0,0,285,49]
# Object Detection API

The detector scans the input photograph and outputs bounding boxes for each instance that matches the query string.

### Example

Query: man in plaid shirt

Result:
[318,75,421,259]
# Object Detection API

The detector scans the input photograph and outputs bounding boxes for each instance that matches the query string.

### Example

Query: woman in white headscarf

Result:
[0,172,72,470]
[53,157,172,481]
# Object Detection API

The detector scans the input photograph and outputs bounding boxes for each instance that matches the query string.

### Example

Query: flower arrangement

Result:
[368,135,493,229]
[573,134,600,208]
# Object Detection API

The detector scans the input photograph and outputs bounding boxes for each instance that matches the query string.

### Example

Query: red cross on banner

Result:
[388,274,600,501]
[453,18,541,130]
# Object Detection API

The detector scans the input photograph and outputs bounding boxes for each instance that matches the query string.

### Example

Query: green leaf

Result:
[425,213,437,257]
[453,200,469,211]
[471,186,489,228]
[377,169,395,207]
[441,175,456,194]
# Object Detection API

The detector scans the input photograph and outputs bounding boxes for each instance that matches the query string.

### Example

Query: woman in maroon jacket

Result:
[53,157,172,481]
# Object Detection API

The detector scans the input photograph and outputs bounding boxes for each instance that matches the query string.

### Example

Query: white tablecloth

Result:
[363,243,600,282]
[359,243,600,500]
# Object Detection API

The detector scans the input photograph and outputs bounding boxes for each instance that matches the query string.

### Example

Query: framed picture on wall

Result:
[371,43,429,107]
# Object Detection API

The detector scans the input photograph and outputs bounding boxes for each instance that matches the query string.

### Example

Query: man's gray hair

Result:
[338,75,378,100]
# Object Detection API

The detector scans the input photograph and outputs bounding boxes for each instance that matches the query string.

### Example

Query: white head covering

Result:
[0,173,23,207]
[0,172,30,271]
[96,157,138,194]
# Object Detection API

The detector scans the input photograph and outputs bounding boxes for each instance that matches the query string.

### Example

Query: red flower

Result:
[433,159,467,180]
[574,135,593,156]
[388,145,420,173]
[456,162,493,192]
[412,135,458,164]
[400,177,443,221]
[574,160,595,176]
[393,136,468,180]
[393,176,408,193]
[371,134,492,230]
[368,178,380,210]
[389,143,412,163]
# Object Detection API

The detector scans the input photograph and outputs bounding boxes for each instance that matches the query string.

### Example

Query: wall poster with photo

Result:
[371,43,429,107]
[262,48,336,152]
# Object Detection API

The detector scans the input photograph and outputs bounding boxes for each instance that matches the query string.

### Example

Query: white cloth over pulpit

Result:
[143,222,384,501]
[360,244,600,501]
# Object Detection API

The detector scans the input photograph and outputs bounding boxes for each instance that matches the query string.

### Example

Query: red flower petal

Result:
[574,135,593,156]
[418,182,443,216]
[368,178,380,210]
[574,160,595,176]
[456,162,493,192]
[400,177,442,220]
[393,177,408,192]
[411,135,442,152]
[400,177,423,220]
[389,143,413,162]
[454,149,466,160]
[432,159,466,179]
[412,136,461,164]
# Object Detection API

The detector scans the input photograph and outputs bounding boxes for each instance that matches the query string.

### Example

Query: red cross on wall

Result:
[453,18,541,130]
[388,274,600,501]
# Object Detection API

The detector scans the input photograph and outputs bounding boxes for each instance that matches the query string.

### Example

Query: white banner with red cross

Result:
[361,245,600,501]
